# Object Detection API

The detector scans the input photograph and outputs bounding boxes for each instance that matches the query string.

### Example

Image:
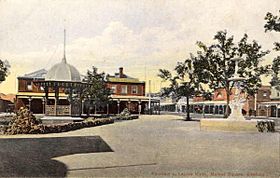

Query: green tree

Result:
[264,11,280,90]
[159,57,203,121]
[0,59,10,83]
[264,10,280,32]
[195,30,269,117]
[82,66,111,115]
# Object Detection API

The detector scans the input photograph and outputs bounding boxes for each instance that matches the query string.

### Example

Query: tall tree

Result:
[159,57,203,121]
[264,11,280,90]
[195,30,269,117]
[0,59,10,83]
[81,66,111,115]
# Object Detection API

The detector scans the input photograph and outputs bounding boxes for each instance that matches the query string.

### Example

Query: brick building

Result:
[257,86,280,117]
[0,93,15,113]
[106,67,159,114]
[16,69,48,114]
[15,67,160,115]
[171,86,271,116]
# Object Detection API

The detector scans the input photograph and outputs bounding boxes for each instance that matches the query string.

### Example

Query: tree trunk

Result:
[185,96,191,121]
[225,90,230,118]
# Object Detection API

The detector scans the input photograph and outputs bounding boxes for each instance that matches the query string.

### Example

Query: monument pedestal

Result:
[199,58,275,133]
[200,119,259,132]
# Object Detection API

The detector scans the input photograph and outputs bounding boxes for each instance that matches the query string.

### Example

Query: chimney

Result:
[119,67,124,78]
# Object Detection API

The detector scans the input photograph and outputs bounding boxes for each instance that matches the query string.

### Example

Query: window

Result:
[132,85,138,94]
[27,81,32,91]
[216,92,222,99]
[277,92,280,97]
[121,85,127,94]
[111,85,117,94]
[263,91,267,97]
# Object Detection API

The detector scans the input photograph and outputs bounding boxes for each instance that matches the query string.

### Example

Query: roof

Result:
[106,67,144,84]
[45,58,81,82]
[110,95,159,102]
[0,93,15,103]
[190,100,227,105]
[18,69,47,79]
[107,76,144,83]
[16,92,67,99]
[258,101,280,106]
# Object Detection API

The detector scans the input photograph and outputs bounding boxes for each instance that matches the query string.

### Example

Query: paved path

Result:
[0,115,279,177]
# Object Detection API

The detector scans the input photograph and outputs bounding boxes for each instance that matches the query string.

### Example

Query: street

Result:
[0,115,279,177]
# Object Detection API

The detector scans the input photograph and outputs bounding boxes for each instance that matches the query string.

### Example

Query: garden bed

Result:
[112,115,139,121]
[4,118,114,135]
[3,107,114,135]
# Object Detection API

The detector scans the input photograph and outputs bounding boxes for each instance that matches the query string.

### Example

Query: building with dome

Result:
[34,57,87,117]
[15,30,160,116]
[16,30,88,117]
[16,57,87,116]
[15,65,161,116]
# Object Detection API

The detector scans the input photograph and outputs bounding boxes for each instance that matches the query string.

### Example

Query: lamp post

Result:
[185,82,192,121]
[138,100,142,115]
[42,97,45,114]
[266,105,270,118]
[117,100,120,114]
[28,97,32,111]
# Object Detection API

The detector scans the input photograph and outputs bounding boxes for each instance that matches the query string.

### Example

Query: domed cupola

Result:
[45,57,81,82]
[45,29,81,82]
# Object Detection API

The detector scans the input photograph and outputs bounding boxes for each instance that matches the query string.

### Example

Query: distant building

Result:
[190,86,271,116]
[160,86,272,117]
[0,93,15,113]
[258,86,280,117]
[106,67,160,114]
[160,96,177,112]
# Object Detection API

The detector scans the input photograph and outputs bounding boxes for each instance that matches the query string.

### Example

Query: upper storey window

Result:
[132,85,138,94]
[121,85,127,94]
[27,81,32,91]
[216,92,222,99]
[111,85,117,94]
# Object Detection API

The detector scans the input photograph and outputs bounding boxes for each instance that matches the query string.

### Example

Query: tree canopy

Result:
[264,10,280,32]
[81,66,111,110]
[159,30,269,118]
[187,30,269,117]
[159,57,205,120]
[0,59,10,83]
[264,10,280,90]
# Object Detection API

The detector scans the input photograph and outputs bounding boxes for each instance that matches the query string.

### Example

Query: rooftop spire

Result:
[62,29,66,63]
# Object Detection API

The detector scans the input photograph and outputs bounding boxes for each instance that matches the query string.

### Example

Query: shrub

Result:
[5,107,42,134]
[113,115,139,120]
[120,108,130,116]
[4,107,114,135]
[256,120,275,132]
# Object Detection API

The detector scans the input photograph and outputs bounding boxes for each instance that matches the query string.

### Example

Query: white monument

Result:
[200,57,274,132]
[227,58,246,120]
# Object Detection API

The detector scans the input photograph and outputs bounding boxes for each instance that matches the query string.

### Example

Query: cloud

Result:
[1,0,280,94]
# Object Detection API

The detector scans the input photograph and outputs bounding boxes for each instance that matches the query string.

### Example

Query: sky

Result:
[0,0,280,94]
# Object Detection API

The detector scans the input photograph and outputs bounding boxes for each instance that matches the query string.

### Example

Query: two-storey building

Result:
[168,86,272,116]
[106,67,159,114]
[15,69,69,114]
[16,67,160,115]
[16,69,47,114]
